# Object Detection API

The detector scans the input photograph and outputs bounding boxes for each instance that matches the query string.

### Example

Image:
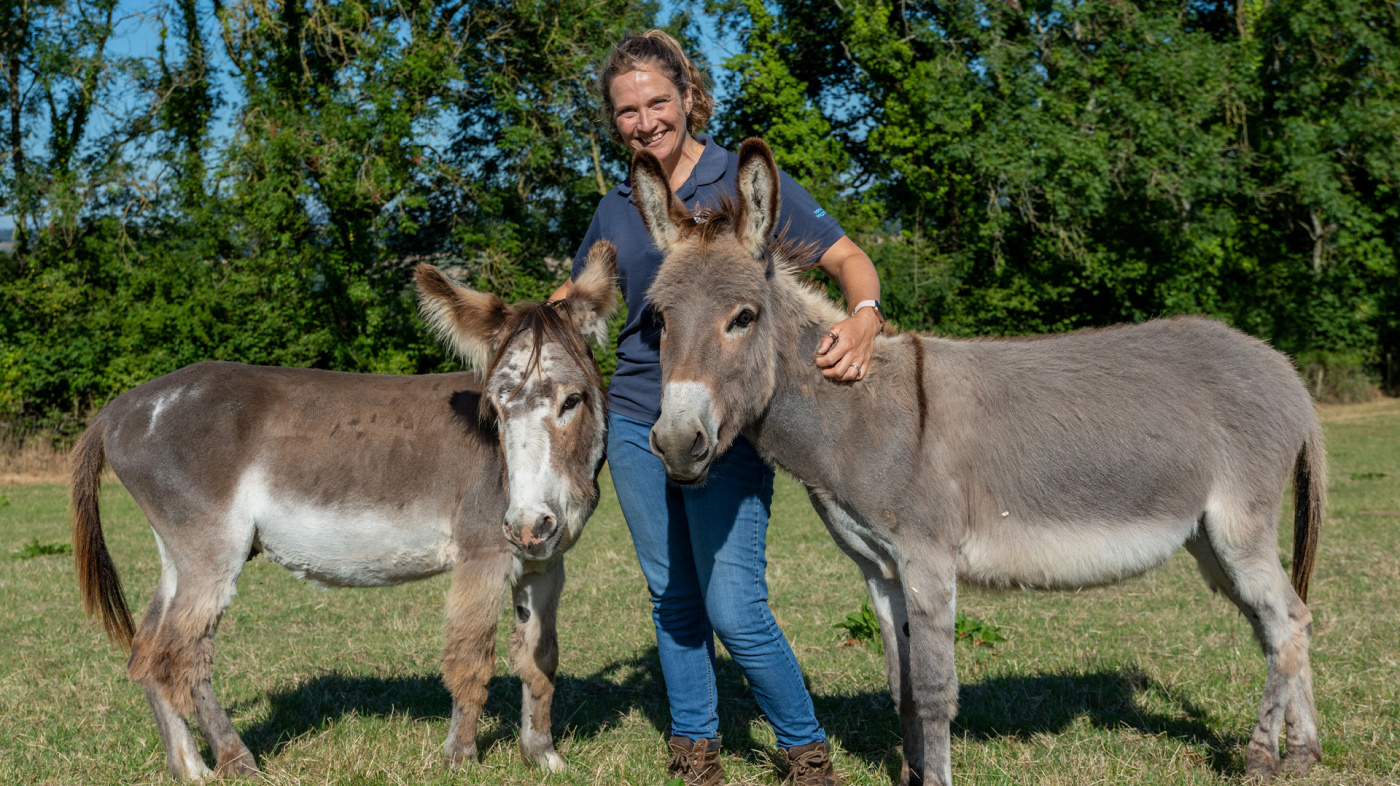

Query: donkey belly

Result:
[238,468,456,587]
[958,514,1198,590]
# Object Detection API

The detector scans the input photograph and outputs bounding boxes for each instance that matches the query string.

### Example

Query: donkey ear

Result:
[631,150,692,252]
[414,264,511,371]
[567,240,620,347]
[734,138,781,259]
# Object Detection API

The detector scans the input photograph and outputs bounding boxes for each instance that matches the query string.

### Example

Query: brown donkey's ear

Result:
[567,240,620,347]
[414,264,511,371]
[631,150,693,252]
[735,138,781,260]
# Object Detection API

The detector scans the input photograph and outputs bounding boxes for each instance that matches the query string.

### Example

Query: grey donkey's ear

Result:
[566,240,620,347]
[735,138,781,260]
[414,264,511,371]
[631,150,693,252]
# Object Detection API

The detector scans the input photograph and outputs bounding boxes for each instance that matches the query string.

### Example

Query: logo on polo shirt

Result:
[813,208,827,218]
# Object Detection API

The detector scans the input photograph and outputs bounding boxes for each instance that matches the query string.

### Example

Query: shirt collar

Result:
[618,135,728,199]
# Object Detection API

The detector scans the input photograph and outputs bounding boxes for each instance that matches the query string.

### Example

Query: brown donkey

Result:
[72,243,618,780]
[635,139,1324,785]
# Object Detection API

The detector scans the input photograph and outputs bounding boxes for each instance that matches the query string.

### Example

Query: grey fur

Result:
[639,139,1325,785]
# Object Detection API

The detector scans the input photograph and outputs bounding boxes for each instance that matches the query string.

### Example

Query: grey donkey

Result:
[71,242,618,780]
[635,139,1323,785]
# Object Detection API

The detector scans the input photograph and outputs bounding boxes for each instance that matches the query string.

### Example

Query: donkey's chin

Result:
[662,456,714,486]
[515,528,565,561]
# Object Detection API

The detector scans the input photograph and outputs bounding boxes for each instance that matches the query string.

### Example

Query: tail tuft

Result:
[1290,432,1325,604]
[71,423,134,650]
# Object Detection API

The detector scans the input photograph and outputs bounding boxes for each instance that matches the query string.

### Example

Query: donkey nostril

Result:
[689,431,707,459]
[650,429,666,457]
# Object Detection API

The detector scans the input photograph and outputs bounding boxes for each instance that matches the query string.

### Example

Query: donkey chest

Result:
[805,487,901,580]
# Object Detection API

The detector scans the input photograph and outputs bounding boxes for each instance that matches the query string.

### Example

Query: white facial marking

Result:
[491,342,594,556]
[237,465,456,587]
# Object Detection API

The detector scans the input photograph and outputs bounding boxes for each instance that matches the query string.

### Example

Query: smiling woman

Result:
[546,29,882,786]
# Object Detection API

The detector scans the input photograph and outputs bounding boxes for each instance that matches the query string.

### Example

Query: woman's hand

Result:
[813,236,882,381]
[815,307,881,381]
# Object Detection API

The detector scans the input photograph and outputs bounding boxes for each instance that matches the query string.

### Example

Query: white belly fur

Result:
[958,515,1197,590]
[236,465,456,587]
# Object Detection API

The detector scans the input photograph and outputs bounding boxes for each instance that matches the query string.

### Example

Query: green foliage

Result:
[11,537,70,559]
[0,0,671,431]
[834,598,883,652]
[835,602,1008,654]
[955,612,1006,649]
[714,0,1399,378]
[2,0,1399,432]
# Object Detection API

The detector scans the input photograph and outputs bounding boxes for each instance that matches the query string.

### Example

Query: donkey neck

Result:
[745,281,913,494]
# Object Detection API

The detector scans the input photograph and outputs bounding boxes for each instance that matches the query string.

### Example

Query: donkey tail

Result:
[1289,428,1326,604]
[71,420,135,650]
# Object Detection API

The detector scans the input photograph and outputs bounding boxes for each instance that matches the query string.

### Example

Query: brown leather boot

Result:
[667,735,724,786]
[780,739,841,785]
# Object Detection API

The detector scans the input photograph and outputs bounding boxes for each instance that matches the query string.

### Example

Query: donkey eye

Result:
[560,393,584,415]
[728,308,757,332]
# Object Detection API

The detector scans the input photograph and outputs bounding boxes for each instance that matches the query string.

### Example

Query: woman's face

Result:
[609,65,693,165]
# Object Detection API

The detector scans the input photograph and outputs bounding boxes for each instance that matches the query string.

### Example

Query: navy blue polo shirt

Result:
[572,136,847,425]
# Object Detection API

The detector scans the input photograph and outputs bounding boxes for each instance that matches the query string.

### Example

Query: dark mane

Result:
[481,300,606,418]
[682,194,825,272]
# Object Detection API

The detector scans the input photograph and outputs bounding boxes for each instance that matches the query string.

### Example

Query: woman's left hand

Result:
[815,307,881,381]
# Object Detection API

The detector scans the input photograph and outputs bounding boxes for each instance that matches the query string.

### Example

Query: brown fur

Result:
[1290,439,1325,602]
[71,424,135,649]
[71,249,617,780]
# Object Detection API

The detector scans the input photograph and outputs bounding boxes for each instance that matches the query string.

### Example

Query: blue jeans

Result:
[607,412,825,748]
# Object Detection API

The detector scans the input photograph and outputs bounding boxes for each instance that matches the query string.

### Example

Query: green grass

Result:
[2,401,1398,785]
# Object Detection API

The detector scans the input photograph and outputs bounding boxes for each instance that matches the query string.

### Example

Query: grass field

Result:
[2,400,1398,785]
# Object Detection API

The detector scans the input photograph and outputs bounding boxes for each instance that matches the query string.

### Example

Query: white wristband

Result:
[852,300,883,323]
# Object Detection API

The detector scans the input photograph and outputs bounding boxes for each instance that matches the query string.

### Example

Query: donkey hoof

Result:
[530,750,566,773]
[1244,759,1277,783]
[1281,745,1321,775]
[215,749,260,777]
[444,743,478,770]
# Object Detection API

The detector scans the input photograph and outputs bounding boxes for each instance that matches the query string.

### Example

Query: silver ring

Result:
[827,331,837,341]
[852,363,861,374]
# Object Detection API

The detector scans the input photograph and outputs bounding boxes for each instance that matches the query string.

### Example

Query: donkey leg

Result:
[192,678,258,775]
[129,528,244,781]
[1188,520,1319,780]
[510,558,566,772]
[442,560,505,769]
[131,563,209,781]
[863,571,923,785]
[895,546,959,786]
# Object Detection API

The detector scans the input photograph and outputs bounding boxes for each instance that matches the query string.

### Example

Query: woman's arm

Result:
[813,235,882,381]
[548,279,573,303]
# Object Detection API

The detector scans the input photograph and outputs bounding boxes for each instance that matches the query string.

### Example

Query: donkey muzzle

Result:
[649,423,714,485]
[505,509,559,551]
[652,381,722,484]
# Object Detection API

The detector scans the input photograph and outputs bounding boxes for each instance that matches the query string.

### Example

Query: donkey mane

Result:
[483,300,606,418]
[682,194,827,272]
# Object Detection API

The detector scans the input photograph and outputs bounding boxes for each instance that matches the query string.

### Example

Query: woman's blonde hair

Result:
[597,30,714,145]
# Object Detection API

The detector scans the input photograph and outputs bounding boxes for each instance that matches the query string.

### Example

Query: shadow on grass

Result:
[816,664,1245,780]
[235,657,1243,779]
